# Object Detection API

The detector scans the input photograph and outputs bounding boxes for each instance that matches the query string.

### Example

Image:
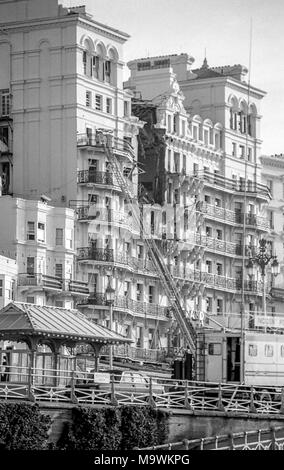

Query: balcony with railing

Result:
[68,280,89,295]
[77,247,158,277]
[200,202,270,231]
[77,133,135,161]
[78,293,169,319]
[201,171,271,200]
[18,274,89,296]
[18,273,63,291]
[76,205,138,232]
[195,233,237,256]
[77,170,116,186]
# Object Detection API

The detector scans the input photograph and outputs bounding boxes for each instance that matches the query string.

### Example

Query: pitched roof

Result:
[0,302,131,345]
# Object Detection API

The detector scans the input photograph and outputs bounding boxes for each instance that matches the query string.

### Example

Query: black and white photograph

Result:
[0,0,284,461]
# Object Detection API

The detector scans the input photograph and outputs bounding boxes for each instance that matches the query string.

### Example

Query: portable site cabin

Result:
[197,327,284,387]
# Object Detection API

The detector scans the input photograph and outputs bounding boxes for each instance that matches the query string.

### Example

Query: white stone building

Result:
[0,254,17,309]
[261,154,284,313]
[0,195,88,308]
[126,54,272,374]
[0,0,170,363]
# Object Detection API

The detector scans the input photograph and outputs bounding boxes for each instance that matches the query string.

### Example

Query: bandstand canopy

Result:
[0,302,132,346]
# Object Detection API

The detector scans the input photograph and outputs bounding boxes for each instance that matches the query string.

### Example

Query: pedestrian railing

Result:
[137,426,284,450]
[1,367,284,415]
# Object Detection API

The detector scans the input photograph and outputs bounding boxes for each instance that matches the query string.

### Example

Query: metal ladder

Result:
[102,138,196,355]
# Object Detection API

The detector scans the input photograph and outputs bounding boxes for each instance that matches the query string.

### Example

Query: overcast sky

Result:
[62,0,284,155]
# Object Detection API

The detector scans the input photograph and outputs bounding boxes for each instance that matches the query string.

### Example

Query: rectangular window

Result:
[83,51,87,74]
[137,245,143,259]
[182,155,186,174]
[167,149,171,172]
[66,229,73,249]
[265,344,273,357]
[106,98,112,114]
[148,285,154,304]
[208,343,222,355]
[26,296,35,304]
[193,163,199,176]
[216,263,223,276]
[249,344,257,357]
[88,273,98,293]
[247,147,252,162]
[239,145,245,159]
[0,126,8,146]
[0,279,2,297]
[216,229,223,240]
[167,115,172,133]
[217,298,223,314]
[181,120,185,136]
[206,260,212,273]
[174,152,180,173]
[95,94,102,111]
[232,142,236,157]
[88,194,98,204]
[27,221,35,241]
[27,257,35,275]
[55,264,63,279]
[92,55,98,78]
[37,222,45,242]
[55,228,63,246]
[86,90,92,107]
[269,211,274,229]
[206,297,212,313]
[55,300,64,308]
[215,198,221,207]
[206,226,212,237]
[124,101,129,117]
[136,283,143,301]
[1,90,10,117]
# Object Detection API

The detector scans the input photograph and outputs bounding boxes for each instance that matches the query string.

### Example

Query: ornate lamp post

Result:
[105,284,115,369]
[247,239,280,323]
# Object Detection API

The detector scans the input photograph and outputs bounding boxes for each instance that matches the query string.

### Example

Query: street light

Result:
[105,284,115,369]
[247,239,279,323]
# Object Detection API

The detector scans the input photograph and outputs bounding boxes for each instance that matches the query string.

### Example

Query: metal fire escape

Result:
[101,133,197,355]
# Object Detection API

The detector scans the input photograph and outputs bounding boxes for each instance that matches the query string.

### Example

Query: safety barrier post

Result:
[110,374,118,406]
[27,365,35,402]
[270,427,276,450]
[218,383,224,411]
[280,388,284,414]
[184,380,192,410]
[249,386,256,413]
[148,377,156,408]
[183,439,189,450]
[70,371,78,404]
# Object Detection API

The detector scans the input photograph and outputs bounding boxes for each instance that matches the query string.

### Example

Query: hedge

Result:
[57,405,169,450]
[0,402,51,450]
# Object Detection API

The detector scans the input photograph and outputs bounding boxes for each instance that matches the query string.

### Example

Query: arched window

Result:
[248,104,257,137]
[214,123,223,150]
[106,47,119,86]
[203,119,213,146]
[239,100,248,134]
[191,115,202,141]
[228,96,238,130]
[82,38,94,77]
